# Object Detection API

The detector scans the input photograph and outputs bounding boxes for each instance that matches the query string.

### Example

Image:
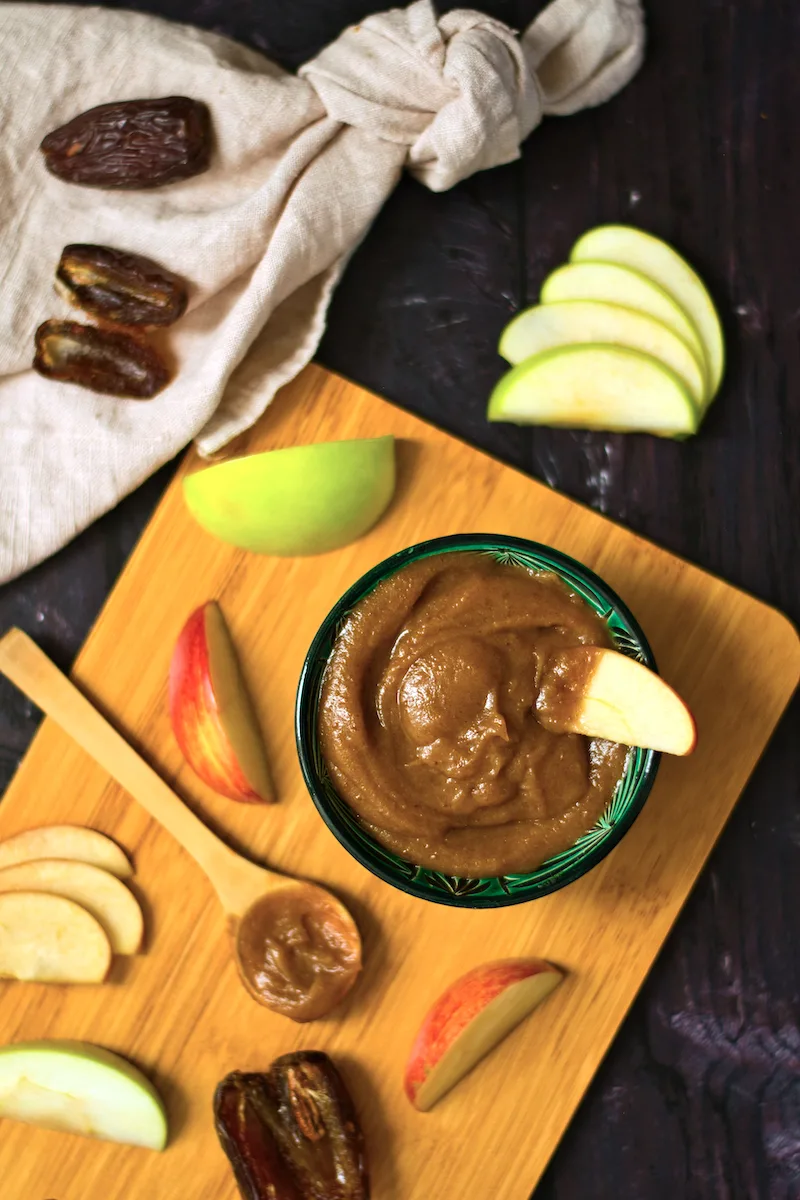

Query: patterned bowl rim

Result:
[295,533,660,908]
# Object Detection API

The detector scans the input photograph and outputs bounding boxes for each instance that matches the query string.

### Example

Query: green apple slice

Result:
[0,1041,168,1149]
[488,344,698,437]
[184,436,395,556]
[498,300,705,410]
[540,262,707,382]
[570,226,724,396]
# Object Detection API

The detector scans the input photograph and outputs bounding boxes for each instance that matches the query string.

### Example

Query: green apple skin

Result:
[183,436,395,556]
[539,261,707,385]
[488,344,698,438]
[0,1041,168,1150]
[570,225,724,397]
[498,300,706,410]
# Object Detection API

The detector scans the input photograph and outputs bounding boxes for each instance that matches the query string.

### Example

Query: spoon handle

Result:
[0,628,240,890]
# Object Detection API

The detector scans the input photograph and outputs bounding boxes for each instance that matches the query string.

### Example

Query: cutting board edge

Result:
[1,362,799,1200]
[69,361,800,687]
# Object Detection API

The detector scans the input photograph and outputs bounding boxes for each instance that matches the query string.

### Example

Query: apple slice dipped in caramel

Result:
[536,646,696,755]
[183,436,396,557]
[405,959,563,1112]
[170,602,274,803]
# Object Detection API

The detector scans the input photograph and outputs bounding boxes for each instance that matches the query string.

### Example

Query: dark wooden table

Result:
[2,2,798,1196]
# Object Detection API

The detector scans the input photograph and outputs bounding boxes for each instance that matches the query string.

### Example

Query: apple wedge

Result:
[498,300,706,409]
[488,344,698,437]
[536,647,696,754]
[170,601,273,803]
[0,825,132,879]
[540,261,706,376]
[183,436,396,556]
[0,1041,167,1149]
[570,225,724,396]
[405,959,563,1112]
[0,860,143,955]
[0,892,111,983]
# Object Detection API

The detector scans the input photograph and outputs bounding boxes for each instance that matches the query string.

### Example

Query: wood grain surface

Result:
[2,3,800,1197]
[0,365,797,1200]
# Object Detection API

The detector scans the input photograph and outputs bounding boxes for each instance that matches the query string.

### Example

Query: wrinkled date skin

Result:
[214,1054,370,1200]
[33,320,170,398]
[56,245,188,328]
[40,97,211,188]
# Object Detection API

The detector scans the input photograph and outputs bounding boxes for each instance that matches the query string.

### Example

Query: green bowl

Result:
[295,534,659,908]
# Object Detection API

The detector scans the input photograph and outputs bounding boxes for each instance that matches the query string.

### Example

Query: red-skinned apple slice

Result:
[405,959,563,1112]
[536,647,696,755]
[170,602,274,803]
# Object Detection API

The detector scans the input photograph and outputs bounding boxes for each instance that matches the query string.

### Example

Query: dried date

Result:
[40,97,211,189]
[56,245,188,328]
[214,1054,369,1200]
[33,320,170,398]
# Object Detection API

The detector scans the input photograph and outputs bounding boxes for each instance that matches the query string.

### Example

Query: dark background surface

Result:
[2,1,799,1197]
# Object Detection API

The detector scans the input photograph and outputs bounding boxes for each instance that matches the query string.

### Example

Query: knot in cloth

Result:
[301,0,645,191]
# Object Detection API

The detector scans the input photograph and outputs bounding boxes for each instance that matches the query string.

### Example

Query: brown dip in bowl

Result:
[317,551,629,878]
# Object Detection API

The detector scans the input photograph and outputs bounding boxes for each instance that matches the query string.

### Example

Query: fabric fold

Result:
[0,0,645,584]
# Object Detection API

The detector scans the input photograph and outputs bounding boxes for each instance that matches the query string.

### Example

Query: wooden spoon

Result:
[0,629,362,1022]
[535,646,696,755]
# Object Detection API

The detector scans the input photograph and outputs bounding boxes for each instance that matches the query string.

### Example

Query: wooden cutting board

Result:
[0,364,798,1200]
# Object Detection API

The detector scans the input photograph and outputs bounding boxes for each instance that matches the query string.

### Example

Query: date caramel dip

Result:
[236,889,361,1022]
[318,552,628,877]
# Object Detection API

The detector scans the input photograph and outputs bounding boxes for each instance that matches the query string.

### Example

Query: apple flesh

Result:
[0,859,143,955]
[0,825,132,879]
[0,1041,167,1149]
[0,892,112,983]
[570,225,724,397]
[170,601,273,803]
[405,959,563,1112]
[539,260,707,376]
[488,344,698,437]
[498,299,706,409]
[183,436,396,556]
[537,647,696,755]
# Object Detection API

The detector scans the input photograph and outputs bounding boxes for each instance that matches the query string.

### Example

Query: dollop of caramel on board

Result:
[236,889,361,1022]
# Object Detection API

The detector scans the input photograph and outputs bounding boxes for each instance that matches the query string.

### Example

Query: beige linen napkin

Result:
[0,0,644,584]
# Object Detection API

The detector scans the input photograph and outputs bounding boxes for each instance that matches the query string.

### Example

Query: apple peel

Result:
[539,260,706,374]
[0,891,112,983]
[0,1040,168,1149]
[570,224,724,397]
[537,647,697,755]
[487,344,698,438]
[405,958,563,1112]
[498,300,706,410]
[170,601,274,803]
[182,435,396,557]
